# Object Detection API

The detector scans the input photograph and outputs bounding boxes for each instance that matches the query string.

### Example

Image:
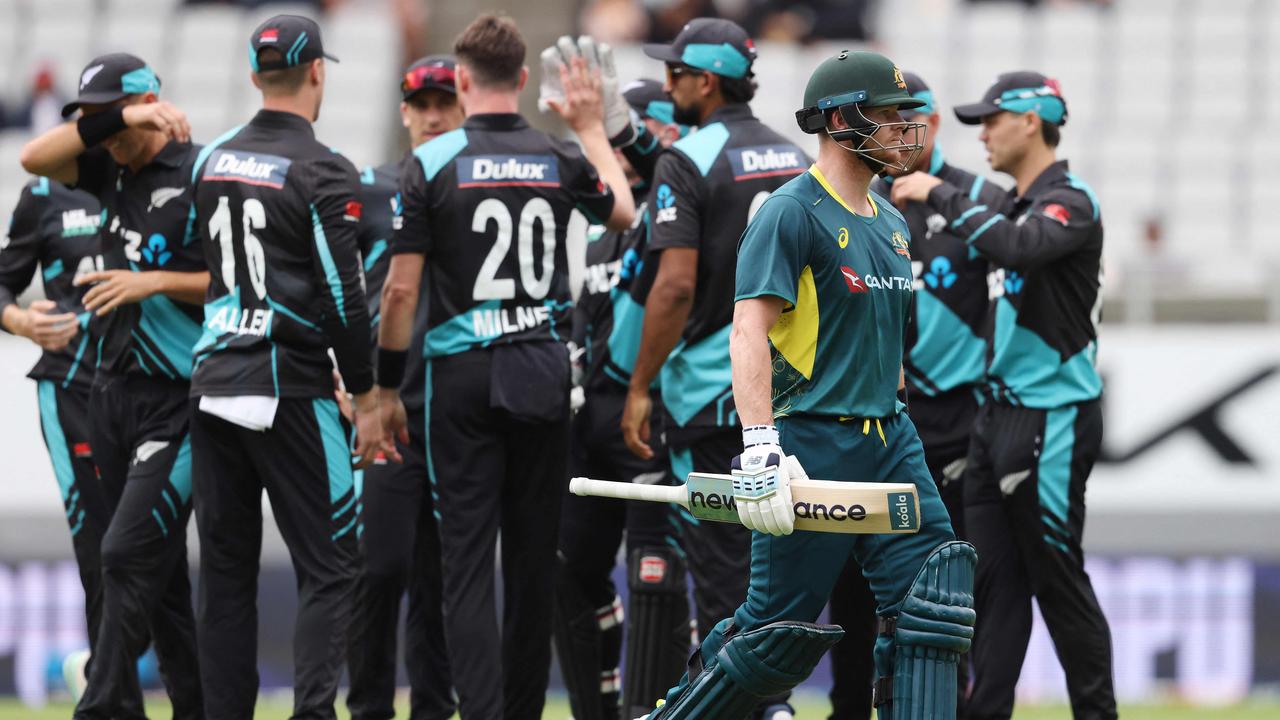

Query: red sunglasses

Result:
[402,65,455,94]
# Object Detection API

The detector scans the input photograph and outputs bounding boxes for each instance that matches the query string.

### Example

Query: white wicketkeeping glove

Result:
[538,35,636,144]
[731,425,796,536]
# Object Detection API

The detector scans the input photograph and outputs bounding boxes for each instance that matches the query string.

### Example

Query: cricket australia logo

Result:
[890,230,910,257]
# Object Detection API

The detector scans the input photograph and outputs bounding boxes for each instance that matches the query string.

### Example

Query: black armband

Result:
[376,348,407,389]
[77,106,127,148]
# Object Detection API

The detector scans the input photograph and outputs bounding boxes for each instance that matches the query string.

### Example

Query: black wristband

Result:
[376,348,407,389]
[77,106,127,148]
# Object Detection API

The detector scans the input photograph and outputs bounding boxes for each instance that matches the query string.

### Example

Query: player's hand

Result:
[378,387,410,447]
[731,425,796,536]
[14,300,79,351]
[620,386,654,460]
[333,370,355,423]
[889,171,943,207]
[122,101,191,143]
[546,53,606,135]
[75,270,159,316]
[352,389,399,469]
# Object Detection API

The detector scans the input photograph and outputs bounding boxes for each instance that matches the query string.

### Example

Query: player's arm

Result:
[19,102,192,186]
[74,267,210,315]
[0,184,79,350]
[729,296,784,427]
[620,122,662,186]
[620,151,702,458]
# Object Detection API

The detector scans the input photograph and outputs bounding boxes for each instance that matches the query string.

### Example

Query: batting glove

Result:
[731,425,796,536]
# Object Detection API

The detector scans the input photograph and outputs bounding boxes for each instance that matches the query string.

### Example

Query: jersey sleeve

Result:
[391,156,433,256]
[927,181,1098,271]
[309,154,374,394]
[562,144,615,226]
[647,151,704,252]
[73,147,115,197]
[734,194,811,306]
[0,184,44,316]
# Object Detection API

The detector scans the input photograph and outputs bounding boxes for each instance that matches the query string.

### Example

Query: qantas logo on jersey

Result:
[728,145,805,181]
[841,265,911,293]
[204,150,292,189]
[458,155,560,188]
[60,208,101,237]
[840,266,867,293]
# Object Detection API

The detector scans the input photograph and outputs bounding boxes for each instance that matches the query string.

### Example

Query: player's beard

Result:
[672,97,702,128]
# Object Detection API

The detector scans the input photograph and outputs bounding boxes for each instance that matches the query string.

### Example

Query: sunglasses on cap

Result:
[401,65,455,95]
[665,64,704,80]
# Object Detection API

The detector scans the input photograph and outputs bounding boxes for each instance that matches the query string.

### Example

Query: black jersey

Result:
[0,177,102,390]
[189,110,373,398]
[392,113,615,364]
[356,159,401,333]
[74,141,205,384]
[926,159,1103,409]
[646,104,810,429]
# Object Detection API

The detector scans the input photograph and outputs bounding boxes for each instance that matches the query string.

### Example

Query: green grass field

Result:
[4,692,1277,719]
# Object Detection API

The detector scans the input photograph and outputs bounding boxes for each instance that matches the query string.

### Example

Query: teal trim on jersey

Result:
[659,323,733,427]
[363,239,387,272]
[314,397,355,509]
[131,330,176,379]
[37,381,75,501]
[681,43,750,79]
[544,297,572,342]
[332,492,357,520]
[120,66,160,94]
[182,204,198,246]
[413,128,469,181]
[606,289,645,377]
[32,177,50,196]
[423,361,442,521]
[62,317,93,389]
[951,205,987,228]
[989,297,1102,407]
[359,166,376,185]
[152,509,169,537]
[968,175,986,202]
[266,296,320,331]
[1038,405,1076,527]
[194,289,240,355]
[1066,172,1100,220]
[271,345,279,396]
[310,204,347,326]
[169,436,192,503]
[286,32,309,66]
[192,124,246,183]
[138,293,200,378]
[966,214,1002,243]
[42,258,64,282]
[422,299,500,357]
[672,122,729,177]
[909,291,986,395]
[669,446,693,487]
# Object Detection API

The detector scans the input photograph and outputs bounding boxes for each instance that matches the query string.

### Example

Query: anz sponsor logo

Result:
[60,208,101,237]
[204,150,292,189]
[728,144,805,181]
[654,183,678,224]
[987,267,1025,300]
[583,259,621,295]
[459,154,559,188]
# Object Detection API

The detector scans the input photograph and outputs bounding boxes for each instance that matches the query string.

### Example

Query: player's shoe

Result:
[62,649,90,701]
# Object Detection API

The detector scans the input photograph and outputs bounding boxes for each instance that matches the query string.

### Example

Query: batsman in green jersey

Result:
[643,51,977,720]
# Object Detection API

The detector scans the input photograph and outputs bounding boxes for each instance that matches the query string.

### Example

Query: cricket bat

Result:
[569,471,921,535]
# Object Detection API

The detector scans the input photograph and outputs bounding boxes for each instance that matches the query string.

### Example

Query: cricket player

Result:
[619,21,811,674]
[346,54,462,720]
[890,71,1115,720]
[376,14,634,719]
[550,75,692,720]
[20,52,206,720]
[644,50,976,720]
[187,14,389,718]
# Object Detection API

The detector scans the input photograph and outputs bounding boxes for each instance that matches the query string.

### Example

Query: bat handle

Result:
[569,477,689,507]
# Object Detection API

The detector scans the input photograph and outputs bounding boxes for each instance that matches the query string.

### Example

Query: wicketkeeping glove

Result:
[538,35,637,145]
[731,425,796,536]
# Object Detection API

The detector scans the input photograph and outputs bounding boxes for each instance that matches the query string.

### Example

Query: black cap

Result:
[401,55,456,101]
[953,71,1068,126]
[900,72,936,117]
[621,78,690,136]
[62,53,161,118]
[249,15,338,73]
[642,18,756,79]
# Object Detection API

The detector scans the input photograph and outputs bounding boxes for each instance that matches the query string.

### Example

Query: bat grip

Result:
[568,477,688,506]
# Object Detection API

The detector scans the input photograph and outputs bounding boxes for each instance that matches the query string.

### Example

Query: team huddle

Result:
[0,9,1114,720]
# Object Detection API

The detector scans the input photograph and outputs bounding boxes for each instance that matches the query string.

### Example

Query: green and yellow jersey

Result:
[735,166,914,419]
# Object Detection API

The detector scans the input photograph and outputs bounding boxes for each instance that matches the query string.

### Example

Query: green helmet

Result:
[797,50,923,133]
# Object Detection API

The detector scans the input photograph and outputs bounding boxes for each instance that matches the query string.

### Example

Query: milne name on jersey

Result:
[206,305,273,338]
[730,144,806,180]
[459,154,560,187]
[471,304,552,339]
[204,150,292,189]
[61,208,102,237]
